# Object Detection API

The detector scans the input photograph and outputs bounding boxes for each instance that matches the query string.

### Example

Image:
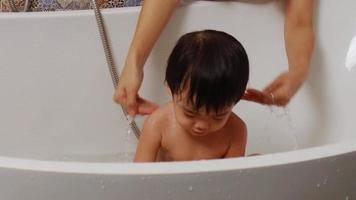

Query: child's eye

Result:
[213,114,228,121]
[213,117,225,121]
[184,112,195,118]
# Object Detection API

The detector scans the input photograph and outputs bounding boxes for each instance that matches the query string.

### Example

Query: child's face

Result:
[173,91,233,137]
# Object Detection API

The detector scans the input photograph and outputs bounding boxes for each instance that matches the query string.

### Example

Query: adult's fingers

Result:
[242,88,271,105]
[137,97,159,115]
[268,88,290,106]
[126,90,139,116]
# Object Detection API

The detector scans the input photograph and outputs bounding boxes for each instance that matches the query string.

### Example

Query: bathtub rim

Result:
[0,140,355,175]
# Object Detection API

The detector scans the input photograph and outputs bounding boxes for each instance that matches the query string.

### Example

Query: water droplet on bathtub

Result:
[323,176,328,185]
[316,183,321,188]
[188,186,194,192]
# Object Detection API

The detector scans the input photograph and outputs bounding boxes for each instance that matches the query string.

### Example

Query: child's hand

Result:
[114,63,158,116]
[243,70,307,106]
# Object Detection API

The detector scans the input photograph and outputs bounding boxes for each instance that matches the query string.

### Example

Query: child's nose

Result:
[194,120,210,131]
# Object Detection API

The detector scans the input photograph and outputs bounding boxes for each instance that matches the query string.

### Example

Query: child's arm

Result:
[134,115,163,162]
[224,120,247,158]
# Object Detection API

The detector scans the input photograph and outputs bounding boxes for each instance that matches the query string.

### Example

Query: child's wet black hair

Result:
[165,29,249,113]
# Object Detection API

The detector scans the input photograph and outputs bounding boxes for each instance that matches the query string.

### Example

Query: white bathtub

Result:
[1,1,356,199]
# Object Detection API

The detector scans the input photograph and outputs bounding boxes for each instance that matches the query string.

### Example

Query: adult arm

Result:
[114,0,180,116]
[244,0,315,106]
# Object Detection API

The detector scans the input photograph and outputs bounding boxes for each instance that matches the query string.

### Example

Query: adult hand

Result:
[243,0,313,106]
[242,69,307,106]
[114,63,158,116]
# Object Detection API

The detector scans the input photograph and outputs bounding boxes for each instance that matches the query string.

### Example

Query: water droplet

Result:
[316,183,321,188]
[124,124,132,159]
[265,106,299,150]
[323,177,328,185]
[188,186,194,192]
[126,115,133,124]
[345,196,349,200]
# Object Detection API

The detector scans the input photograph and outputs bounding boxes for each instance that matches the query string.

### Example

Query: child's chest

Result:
[160,129,230,161]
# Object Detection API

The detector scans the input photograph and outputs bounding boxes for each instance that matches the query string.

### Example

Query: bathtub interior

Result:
[0,0,356,163]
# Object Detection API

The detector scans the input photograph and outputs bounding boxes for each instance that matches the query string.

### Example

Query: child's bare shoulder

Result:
[228,113,247,137]
[143,102,173,128]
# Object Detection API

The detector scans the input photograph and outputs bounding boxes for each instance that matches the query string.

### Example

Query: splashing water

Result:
[126,115,135,125]
[124,126,132,160]
[265,105,299,150]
